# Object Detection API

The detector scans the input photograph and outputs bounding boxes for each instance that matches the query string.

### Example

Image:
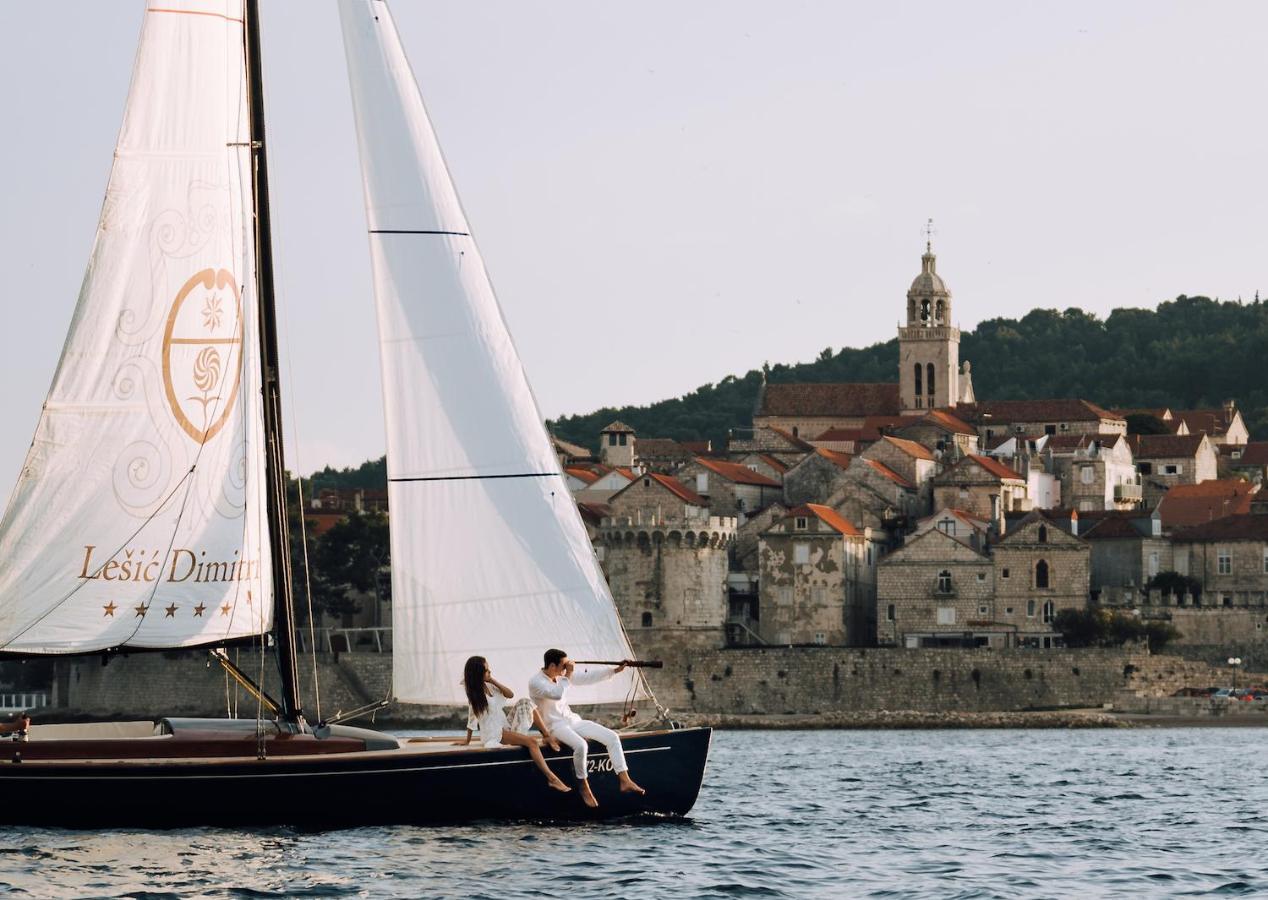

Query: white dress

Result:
[467,691,535,748]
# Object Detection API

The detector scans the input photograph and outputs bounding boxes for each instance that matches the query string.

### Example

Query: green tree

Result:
[308,512,391,622]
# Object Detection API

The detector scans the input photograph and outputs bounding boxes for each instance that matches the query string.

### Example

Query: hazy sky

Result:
[1,1,1266,483]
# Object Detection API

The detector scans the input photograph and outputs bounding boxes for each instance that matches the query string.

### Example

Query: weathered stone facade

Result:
[932,455,1027,527]
[877,529,995,647]
[1045,434,1140,511]
[783,448,853,506]
[757,506,876,646]
[992,514,1091,646]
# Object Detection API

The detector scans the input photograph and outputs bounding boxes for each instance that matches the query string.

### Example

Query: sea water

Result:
[1,727,1265,899]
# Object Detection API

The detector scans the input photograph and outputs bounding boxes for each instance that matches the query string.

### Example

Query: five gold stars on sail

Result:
[100,601,231,619]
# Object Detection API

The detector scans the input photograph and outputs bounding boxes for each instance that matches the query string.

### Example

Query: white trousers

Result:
[551,719,627,780]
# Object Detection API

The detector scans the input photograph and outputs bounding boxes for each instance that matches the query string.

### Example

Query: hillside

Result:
[548,295,1268,451]
[303,295,1268,488]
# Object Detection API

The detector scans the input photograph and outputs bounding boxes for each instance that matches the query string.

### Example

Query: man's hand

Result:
[563,659,575,678]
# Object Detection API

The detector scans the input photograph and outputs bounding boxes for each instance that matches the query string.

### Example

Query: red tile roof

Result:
[757,383,901,418]
[1222,442,1268,466]
[812,427,867,443]
[922,409,978,435]
[1176,407,1238,436]
[565,466,602,485]
[957,399,1122,424]
[1172,514,1268,543]
[814,447,855,470]
[694,457,781,487]
[1043,434,1093,453]
[576,501,612,526]
[881,435,936,461]
[967,454,1026,482]
[636,438,692,462]
[1156,480,1257,528]
[757,453,790,474]
[862,458,914,489]
[793,503,862,536]
[600,420,635,434]
[1129,433,1209,460]
[653,473,707,505]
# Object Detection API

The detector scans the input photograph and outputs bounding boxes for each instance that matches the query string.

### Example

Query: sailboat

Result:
[0,0,709,827]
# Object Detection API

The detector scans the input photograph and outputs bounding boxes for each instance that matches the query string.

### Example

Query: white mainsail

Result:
[338,0,646,706]
[0,1,272,653]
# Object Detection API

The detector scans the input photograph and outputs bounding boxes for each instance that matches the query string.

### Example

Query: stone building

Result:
[1220,442,1268,485]
[757,504,878,646]
[892,408,980,459]
[727,425,814,468]
[992,512,1091,648]
[957,399,1127,443]
[1175,401,1249,446]
[732,453,788,486]
[1155,480,1258,531]
[752,382,902,441]
[1043,433,1141,511]
[1130,433,1219,508]
[859,436,939,514]
[598,420,636,467]
[783,447,854,506]
[677,457,781,520]
[829,456,920,530]
[898,242,975,413]
[1171,514,1268,609]
[597,473,735,656]
[1080,513,1170,606]
[912,506,991,552]
[877,528,995,647]
[931,454,1028,528]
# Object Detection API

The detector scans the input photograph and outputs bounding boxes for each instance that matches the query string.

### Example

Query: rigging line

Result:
[389,472,557,483]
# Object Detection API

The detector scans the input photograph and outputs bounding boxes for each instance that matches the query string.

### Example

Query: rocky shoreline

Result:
[672,709,1132,729]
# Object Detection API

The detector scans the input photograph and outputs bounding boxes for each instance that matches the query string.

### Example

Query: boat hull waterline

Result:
[0,725,711,827]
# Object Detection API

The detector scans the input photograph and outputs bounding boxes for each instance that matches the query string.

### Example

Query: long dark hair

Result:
[463,656,489,716]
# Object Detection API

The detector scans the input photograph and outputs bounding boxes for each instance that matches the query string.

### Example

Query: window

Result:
[886,604,895,621]
[866,546,873,565]
[643,477,651,487]
[1224,595,1233,608]
[794,543,810,565]
[618,433,627,446]
[978,605,989,615]
[977,572,986,582]
[1138,463,1152,475]
[1038,525,1048,543]
[641,612,653,628]
[778,586,793,605]
[608,434,617,446]
[1035,560,1050,588]
[914,363,923,396]
[1042,601,1054,623]
[1079,500,1095,512]
[1263,550,1268,574]
[937,518,954,534]
[1045,424,1057,436]
[792,426,799,438]
[927,363,936,398]
[814,632,827,645]
[794,516,808,531]
[1080,466,1094,485]
[1002,568,1010,579]
[937,570,953,594]
[1218,550,1232,575]
[810,586,825,606]
[1149,553,1159,577]
[1005,606,1015,615]
[696,473,708,493]
[1026,599,1036,618]
[937,607,956,625]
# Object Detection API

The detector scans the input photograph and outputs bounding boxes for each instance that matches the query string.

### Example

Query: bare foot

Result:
[618,773,646,796]
[578,780,599,808]
[547,775,572,793]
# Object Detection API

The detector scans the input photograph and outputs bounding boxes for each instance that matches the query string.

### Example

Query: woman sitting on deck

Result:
[459,656,571,793]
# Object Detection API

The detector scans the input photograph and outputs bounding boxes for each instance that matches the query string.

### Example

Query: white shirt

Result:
[528,666,616,729]
[466,689,512,749]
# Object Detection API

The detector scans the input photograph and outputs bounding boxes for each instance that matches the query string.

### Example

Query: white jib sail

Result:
[339,0,646,706]
[0,1,272,653]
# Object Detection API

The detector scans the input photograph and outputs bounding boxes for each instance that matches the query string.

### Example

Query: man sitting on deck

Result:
[528,649,646,808]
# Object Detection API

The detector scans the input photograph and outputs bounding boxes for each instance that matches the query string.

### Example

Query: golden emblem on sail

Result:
[161,269,243,444]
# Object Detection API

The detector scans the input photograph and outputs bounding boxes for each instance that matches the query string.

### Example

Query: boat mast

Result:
[244,0,303,726]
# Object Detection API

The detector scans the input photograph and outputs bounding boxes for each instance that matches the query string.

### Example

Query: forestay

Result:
[0,1,271,653]
[338,0,646,706]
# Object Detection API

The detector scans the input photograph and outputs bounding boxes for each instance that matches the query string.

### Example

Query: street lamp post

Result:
[1229,656,1243,693]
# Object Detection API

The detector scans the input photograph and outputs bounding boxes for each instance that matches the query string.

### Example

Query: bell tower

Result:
[899,225,961,413]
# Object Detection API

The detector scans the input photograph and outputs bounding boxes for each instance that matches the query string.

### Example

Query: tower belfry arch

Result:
[898,224,971,413]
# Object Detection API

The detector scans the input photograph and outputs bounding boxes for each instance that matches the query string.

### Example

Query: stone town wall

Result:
[1163,608,1268,646]
[641,646,1139,714]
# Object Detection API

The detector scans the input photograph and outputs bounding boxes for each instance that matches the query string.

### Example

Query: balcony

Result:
[1114,483,1143,501]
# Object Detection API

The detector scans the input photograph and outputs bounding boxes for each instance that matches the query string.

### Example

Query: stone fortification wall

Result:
[1164,608,1268,647]
[642,647,1139,715]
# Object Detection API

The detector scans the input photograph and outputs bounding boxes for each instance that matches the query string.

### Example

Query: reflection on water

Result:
[2,728,1268,898]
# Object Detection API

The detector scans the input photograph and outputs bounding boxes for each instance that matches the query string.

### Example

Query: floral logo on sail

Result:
[161,269,243,444]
